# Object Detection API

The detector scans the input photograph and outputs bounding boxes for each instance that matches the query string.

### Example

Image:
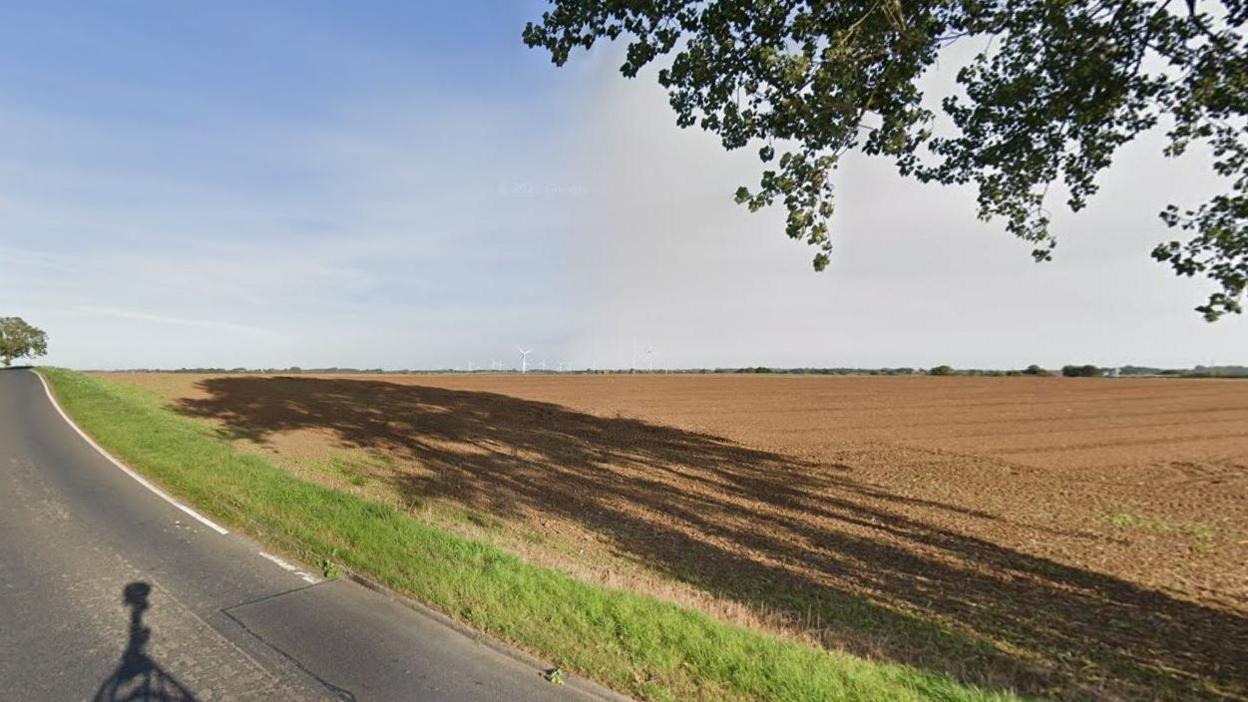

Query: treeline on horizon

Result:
[92,365,1248,378]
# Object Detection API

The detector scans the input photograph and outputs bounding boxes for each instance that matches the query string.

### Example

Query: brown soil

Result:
[103,372,1248,701]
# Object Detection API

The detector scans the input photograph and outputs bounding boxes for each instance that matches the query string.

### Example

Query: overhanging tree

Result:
[0,317,48,367]
[524,0,1247,320]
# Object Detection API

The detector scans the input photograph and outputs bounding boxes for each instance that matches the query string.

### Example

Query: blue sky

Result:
[2,2,1246,370]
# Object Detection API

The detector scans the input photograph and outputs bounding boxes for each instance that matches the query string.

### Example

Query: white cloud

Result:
[559,60,1248,369]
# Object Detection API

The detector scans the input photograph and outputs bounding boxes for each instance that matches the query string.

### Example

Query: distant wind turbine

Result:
[647,345,655,372]
[517,346,532,373]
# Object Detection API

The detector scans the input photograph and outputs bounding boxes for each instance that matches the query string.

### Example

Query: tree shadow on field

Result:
[176,376,1248,701]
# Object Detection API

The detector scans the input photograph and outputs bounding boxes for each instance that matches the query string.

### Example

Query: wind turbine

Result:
[517,346,532,374]
[467,360,475,372]
[646,345,655,372]
[540,358,547,371]
[491,359,501,371]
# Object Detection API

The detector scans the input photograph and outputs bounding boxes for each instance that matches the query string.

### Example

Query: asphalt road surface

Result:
[0,368,618,702]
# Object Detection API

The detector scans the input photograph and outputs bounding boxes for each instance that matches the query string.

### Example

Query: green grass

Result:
[41,368,1025,702]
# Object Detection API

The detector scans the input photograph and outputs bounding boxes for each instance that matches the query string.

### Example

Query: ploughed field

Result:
[101,372,1248,701]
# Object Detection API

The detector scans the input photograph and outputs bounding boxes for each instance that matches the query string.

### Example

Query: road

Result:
[0,368,616,702]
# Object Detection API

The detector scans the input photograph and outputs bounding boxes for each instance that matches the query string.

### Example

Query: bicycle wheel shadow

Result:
[93,582,196,702]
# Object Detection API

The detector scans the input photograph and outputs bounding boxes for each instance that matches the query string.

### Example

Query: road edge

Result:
[343,570,637,702]
[31,368,229,534]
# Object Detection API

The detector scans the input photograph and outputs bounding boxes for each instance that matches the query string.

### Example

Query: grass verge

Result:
[41,368,1024,702]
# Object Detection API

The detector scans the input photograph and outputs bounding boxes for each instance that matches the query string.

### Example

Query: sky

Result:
[2,1,1245,371]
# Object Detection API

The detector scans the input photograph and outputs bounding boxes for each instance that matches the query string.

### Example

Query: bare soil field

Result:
[101,372,1248,701]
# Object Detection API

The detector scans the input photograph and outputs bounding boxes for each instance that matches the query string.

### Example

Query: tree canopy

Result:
[0,317,48,367]
[524,0,1247,320]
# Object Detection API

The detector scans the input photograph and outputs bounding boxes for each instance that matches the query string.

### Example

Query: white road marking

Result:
[258,552,322,584]
[295,570,321,584]
[31,369,230,535]
[35,370,327,584]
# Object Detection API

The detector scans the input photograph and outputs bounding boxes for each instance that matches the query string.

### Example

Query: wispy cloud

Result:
[76,306,274,335]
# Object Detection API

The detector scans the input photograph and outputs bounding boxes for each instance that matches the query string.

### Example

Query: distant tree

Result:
[929,364,955,376]
[1062,364,1103,377]
[0,317,48,367]
[1022,364,1051,376]
[525,1,1248,320]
